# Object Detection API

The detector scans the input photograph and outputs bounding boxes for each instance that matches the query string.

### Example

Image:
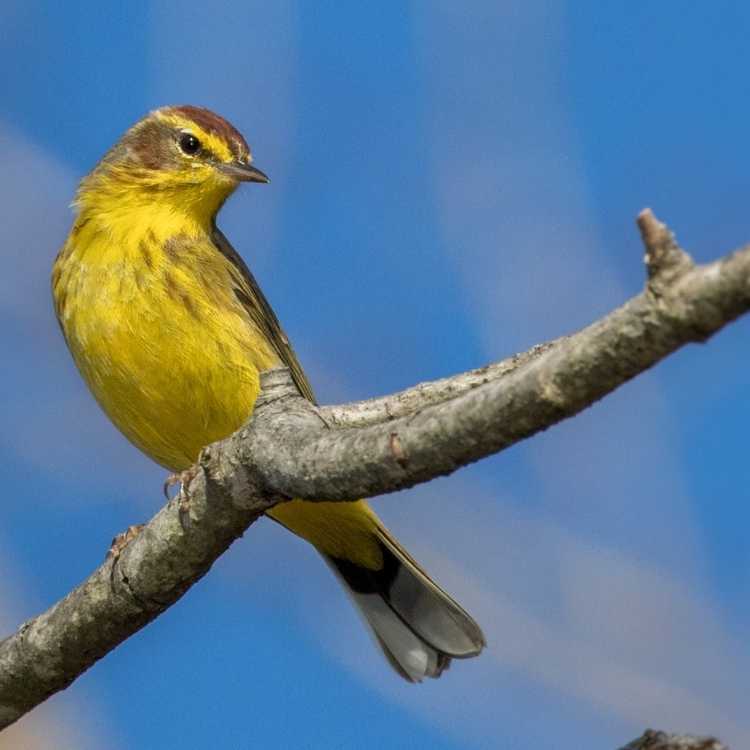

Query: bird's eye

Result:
[178,133,201,155]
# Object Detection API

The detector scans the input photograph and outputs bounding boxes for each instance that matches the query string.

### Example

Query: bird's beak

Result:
[218,162,270,183]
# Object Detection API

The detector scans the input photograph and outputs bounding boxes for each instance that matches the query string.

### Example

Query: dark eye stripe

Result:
[171,105,250,160]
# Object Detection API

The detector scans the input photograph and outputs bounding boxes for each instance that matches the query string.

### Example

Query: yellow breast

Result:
[52,212,280,471]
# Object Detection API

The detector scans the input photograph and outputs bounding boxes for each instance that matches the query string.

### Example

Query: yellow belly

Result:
[55,228,276,470]
[53,222,382,569]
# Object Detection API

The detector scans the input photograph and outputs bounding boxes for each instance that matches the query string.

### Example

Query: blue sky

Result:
[1,2,749,748]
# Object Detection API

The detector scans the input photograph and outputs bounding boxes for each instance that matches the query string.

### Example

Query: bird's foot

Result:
[164,467,199,530]
[106,523,145,562]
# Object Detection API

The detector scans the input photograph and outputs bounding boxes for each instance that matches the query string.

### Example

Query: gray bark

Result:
[620,730,727,750]
[0,210,745,746]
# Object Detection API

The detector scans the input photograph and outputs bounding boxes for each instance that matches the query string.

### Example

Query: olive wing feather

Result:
[211,225,316,404]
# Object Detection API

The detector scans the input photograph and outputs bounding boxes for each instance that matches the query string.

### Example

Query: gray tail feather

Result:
[324,527,485,682]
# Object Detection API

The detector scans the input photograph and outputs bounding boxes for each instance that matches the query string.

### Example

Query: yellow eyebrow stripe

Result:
[155,111,234,162]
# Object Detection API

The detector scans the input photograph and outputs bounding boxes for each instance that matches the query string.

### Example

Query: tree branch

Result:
[620,729,727,750]
[245,210,750,500]
[0,210,747,739]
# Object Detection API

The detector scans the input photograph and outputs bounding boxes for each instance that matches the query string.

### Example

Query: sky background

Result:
[1,2,749,748]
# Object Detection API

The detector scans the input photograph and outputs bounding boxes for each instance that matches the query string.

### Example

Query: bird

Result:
[51,105,485,681]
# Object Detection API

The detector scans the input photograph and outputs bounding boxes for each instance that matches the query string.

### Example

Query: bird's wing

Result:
[211,224,317,404]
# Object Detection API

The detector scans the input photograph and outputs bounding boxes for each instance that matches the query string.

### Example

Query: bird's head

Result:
[76,105,268,221]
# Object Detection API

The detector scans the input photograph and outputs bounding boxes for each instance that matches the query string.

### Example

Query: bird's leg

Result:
[163,467,199,530]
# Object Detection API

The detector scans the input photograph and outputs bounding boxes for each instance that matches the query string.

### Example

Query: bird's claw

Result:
[106,523,145,562]
[164,467,199,531]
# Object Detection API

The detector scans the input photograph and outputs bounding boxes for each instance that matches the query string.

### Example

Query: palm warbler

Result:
[52,106,484,680]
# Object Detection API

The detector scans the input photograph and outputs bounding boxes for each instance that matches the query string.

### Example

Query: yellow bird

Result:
[52,106,485,681]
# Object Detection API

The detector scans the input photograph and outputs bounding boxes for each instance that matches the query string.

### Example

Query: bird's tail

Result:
[268,499,485,681]
[325,521,485,682]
